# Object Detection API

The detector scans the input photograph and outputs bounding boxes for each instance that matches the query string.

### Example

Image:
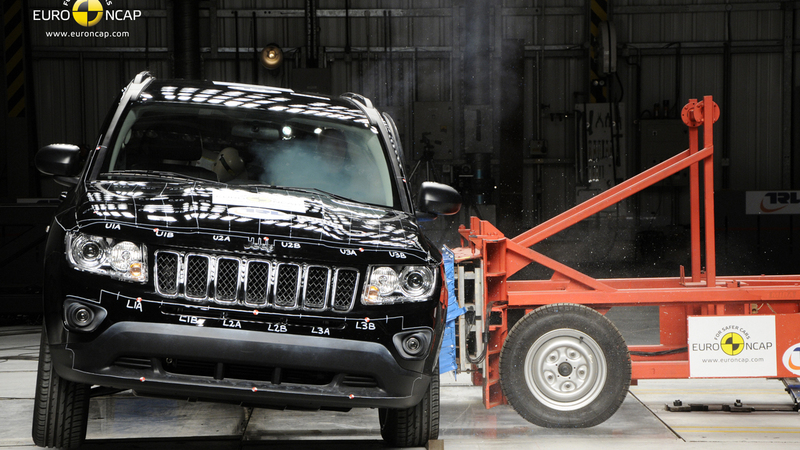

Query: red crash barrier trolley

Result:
[452,96,800,428]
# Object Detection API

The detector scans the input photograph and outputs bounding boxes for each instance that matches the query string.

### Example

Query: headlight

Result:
[363,265,436,305]
[66,232,148,283]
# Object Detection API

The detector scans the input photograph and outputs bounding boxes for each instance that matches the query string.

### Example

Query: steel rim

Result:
[523,328,607,411]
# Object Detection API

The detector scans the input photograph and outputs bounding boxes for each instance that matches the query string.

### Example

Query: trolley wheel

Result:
[31,328,90,449]
[499,303,631,428]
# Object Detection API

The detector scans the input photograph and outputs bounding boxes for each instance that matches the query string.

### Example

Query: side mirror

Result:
[417,181,461,217]
[35,144,82,186]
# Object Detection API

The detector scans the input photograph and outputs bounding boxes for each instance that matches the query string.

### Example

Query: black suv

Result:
[32,72,460,449]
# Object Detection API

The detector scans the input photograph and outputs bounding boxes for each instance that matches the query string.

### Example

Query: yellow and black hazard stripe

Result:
[4,0,25,118]
[589,0,608,103]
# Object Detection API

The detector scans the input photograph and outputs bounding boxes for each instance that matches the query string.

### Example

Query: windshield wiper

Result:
[275,185,354,201]
[100,170,218,183]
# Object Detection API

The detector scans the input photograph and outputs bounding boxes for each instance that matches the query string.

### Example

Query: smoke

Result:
[248,136,389,206]
[251,136,332,189]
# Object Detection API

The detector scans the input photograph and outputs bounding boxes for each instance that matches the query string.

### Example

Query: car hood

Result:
[69,179,435,264]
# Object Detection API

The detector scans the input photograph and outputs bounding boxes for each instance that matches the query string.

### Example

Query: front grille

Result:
[155,251,359,313]
[117,356,375,389]
[303,267,330,310]
[185,255,209,298]
[155,253,178,295]
[274,264,300,308]
[216,258,240,302]
[245,261,270,306]
[341,374,379,388]
[333,270,359,310]
[114,356,154,370]
[162,358,335,386]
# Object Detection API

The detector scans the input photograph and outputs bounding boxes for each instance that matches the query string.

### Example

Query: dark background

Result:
[1,0,798,317]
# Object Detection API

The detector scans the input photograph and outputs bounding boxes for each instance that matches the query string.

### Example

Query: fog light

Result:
[393,329,432,359]
[74,307,93,326]
[403,336,423,355]
[67,304,94,328]
[63,299,107,333]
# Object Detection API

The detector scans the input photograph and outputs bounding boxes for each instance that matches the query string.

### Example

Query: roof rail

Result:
[133,71,154,85]
[212,80,294,94]
[127,71,155,101]
[341,92,373,109]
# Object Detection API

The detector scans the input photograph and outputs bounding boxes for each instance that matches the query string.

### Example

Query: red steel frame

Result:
[456,97,800,409]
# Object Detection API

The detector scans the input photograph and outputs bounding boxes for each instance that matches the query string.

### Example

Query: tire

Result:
[379,366,440,447]
[499,303,630,428]
[32,328,90,449]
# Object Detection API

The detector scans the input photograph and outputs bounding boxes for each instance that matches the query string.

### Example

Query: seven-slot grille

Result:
[154,251,359,312]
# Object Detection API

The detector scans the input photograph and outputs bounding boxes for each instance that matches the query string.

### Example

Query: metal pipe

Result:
[145,15,149,69]
[722,10,731,189]
[172,0,201,79]
[674,43,681,117]
[345,0,351,54]
[234,11,240,81]
[702,96,716,286]
[689,122,701,282]
[305,0,318,68]
[252,12,258,83]
[464,0,491,106]
[388,9,393,105]
[464,0,492,206]
[782,4,794,188]
[384,10,389,102]
[78,52,86,145]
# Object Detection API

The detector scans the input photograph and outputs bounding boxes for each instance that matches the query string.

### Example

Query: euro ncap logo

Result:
[72,0,104,27]
[720,332,745,356]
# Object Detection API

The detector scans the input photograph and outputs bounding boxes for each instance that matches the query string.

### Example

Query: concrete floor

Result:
[1,311,799,450]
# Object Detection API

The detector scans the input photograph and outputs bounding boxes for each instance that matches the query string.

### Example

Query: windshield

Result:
[101,103,397,208]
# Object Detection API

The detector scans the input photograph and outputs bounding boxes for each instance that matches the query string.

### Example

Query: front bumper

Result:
[52,322,431,410]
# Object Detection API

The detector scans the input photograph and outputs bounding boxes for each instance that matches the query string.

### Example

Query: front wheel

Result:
[31,328,90,449]
[499,303,631,428]
[379,366,439,447]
